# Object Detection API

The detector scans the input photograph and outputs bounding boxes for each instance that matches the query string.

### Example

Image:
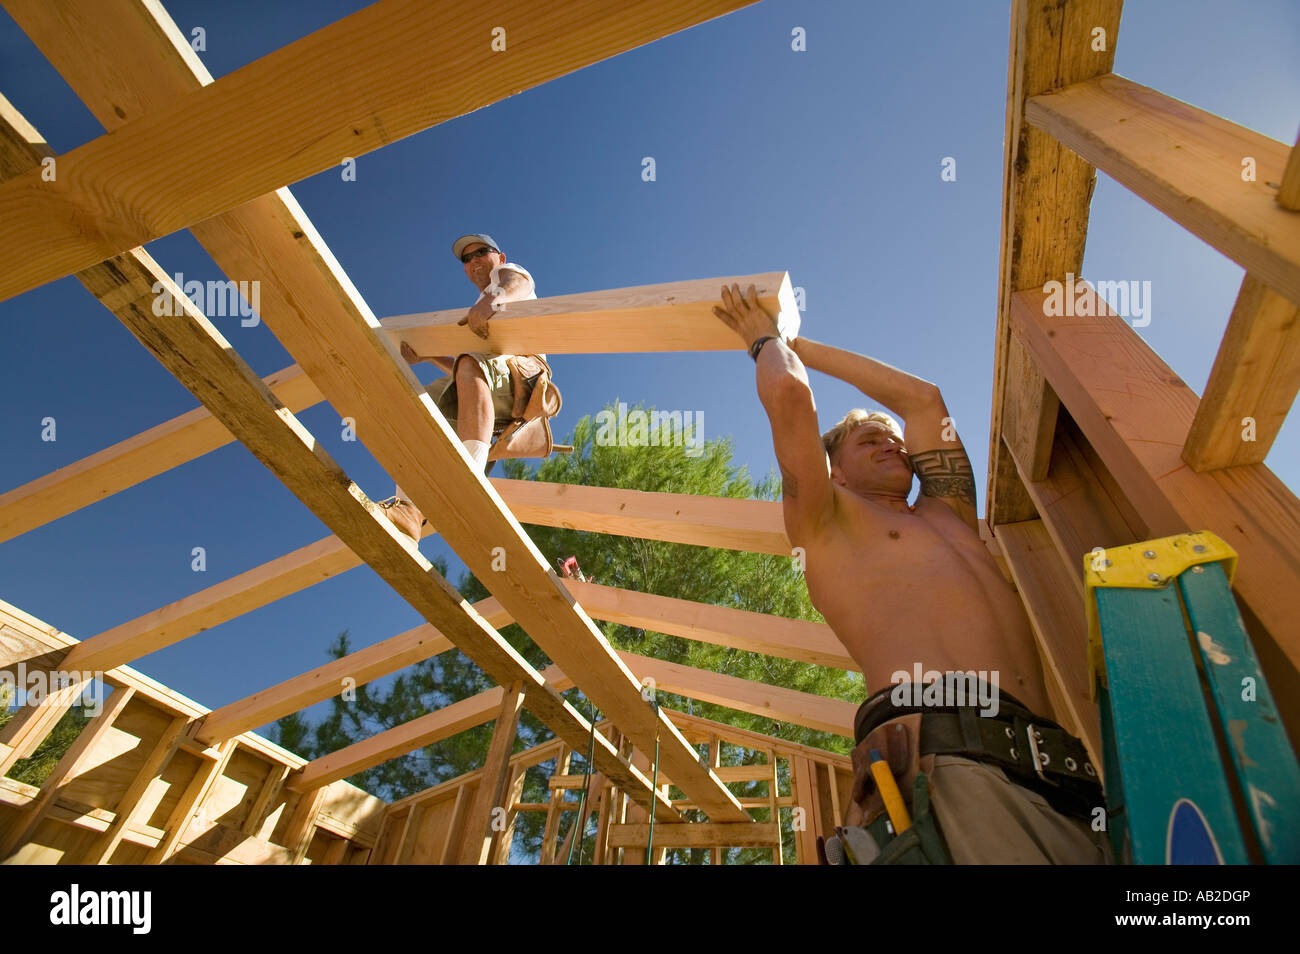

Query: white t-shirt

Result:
[475,262,540,360]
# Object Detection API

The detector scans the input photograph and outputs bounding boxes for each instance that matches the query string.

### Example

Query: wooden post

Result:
[458,682,526,864]
[539,744,570,865]
[145,738,237,864]
[282,785,328,865]
[490,766,529,865]
[708,734,723,866]
[82,713,189,864]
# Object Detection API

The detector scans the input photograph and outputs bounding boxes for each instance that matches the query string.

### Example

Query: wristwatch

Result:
[749,335,777,362]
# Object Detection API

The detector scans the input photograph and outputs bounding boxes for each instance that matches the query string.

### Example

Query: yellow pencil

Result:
[869,749,912,833]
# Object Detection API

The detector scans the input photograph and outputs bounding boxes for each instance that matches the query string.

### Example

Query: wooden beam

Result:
[1002,335,1061,483]
[67,535,364,676]
[1,10,745,823]
[0,679,87,774]
[285,640,858,793]
[0,361,320,543]
[81,712,189,864]
[198,619,452,745]
[1184,135,1300,470]
[993,520,1102,764]
[61,503,801,739]
[1011,425,1144,599]
[1011,287,1300,740]
[0,95,674,820]
[199,577,840,747]
[539,746,571,865]
[987,0,1123,526]
[606,822,779,848]
[1183,274,1300,471]
[617,651,856,738]
[1026,74,1300,305]
[382,272,799,356]
[2,408,789,556]
[490,766,529,865]
[790,756,822,864]
[662,709,852,766]
[283,786,327,865]
[0,0,756,302]
[563,579,853,671]
[495,478,789,554]
[458,682,525,865]
[145,737,236,864]
[242,762,291,839]
[289,685,509,793]
[0,686,135,859]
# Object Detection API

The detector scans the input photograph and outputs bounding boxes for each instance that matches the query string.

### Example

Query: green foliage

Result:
[1,691,96,788]
[274,404,862,864]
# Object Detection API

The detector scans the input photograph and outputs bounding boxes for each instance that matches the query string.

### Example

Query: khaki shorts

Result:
[919,755,1111,864]
[425,353,517,429]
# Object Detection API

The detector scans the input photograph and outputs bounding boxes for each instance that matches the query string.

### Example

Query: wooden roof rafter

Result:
[0,0,794,823]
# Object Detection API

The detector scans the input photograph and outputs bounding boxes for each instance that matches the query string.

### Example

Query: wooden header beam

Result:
[0,0,756,302]
[1011,287,1300,740]
[381,272,799,355]
[986,0,1123,526]
[1025,74,1300,306]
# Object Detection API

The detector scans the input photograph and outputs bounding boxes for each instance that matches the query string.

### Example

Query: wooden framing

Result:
[0,0,756,302]
[0,598,386,865]
[986,0,1123,525]
[2,0,1297,866]
[381,272,800,356]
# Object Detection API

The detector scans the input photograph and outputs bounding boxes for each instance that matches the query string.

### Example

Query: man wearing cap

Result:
[381,234,552,540]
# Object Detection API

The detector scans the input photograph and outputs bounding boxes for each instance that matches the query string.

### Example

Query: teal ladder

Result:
[1085,531,1300,864]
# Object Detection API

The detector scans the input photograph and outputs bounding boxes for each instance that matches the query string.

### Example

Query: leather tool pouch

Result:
[489,354,563,461]
[864,772,953,865]
[844,716,952,865]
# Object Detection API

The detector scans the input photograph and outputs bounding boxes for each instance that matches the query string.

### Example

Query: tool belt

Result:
[850,683,1102,827]
[488,354,562,461]
[825,770,954,865]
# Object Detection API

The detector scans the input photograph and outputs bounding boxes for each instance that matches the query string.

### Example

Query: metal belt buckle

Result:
[1024,723,1058,785]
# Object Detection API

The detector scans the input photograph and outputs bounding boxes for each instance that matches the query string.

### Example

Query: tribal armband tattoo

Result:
[910,449,977,508]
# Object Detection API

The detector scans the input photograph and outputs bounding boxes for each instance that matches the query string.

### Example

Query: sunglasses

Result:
[460,246,496,264]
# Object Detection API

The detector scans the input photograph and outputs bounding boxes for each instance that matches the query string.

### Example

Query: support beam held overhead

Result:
[381,272,799,356]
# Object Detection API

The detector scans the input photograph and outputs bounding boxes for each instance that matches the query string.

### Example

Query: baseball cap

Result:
[452,233,500,260]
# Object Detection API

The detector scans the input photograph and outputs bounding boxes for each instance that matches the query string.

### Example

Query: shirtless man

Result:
[714,283,1109,864]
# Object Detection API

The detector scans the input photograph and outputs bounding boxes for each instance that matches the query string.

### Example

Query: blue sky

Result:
[1,1,1297,733]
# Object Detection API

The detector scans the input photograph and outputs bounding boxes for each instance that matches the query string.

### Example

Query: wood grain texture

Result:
[994,519,1101,763]
[382,272,799,356]
[1011,287,1300,742]
[0,0,756,301]
[0,26,741,820]
[496,478,790,554]
[1027,73,1300,304]
[606,822,779,848]
[1183,290,1300,469]
[987,0,1123,525]
[0,363,320,543]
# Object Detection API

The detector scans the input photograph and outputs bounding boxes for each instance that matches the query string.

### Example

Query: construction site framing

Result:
[0,0,1297,865]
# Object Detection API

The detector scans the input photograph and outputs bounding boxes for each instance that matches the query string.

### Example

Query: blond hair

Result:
[821,409,903,463]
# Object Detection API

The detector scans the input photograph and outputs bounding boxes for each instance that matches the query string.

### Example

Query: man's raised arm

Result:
[793,337,979,533]
[714,285,835,543]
